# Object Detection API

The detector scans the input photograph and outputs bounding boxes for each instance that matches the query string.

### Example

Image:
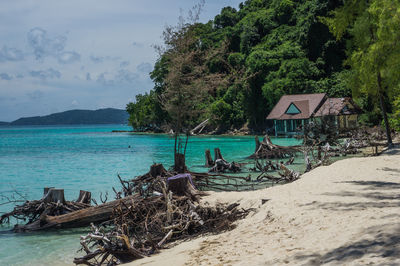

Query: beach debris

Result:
[12,195,141,232]
[0,188,92,231]
[191,118,209,135]
[204,148,243,173]
[205,149,214,167]
[253,160,300,183]
[249,135,299,159]
[73,178,249,265]
[285,156,295,165]
[76,190,92,204]
[2,153,284,235]
[278,163,300,181]
[122,162,261,194]
[208,159,241,173]
[252,159,275,172]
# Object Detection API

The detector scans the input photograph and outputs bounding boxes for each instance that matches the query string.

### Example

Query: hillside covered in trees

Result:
[127,0,399,134]
[10,108,129,125]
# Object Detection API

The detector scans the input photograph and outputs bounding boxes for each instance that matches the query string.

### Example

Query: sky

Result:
[0,0,242,122]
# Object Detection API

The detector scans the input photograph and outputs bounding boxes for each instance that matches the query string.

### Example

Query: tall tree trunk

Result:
[377,72,393,147]
[174,153,186,173]
[173,133,187,173]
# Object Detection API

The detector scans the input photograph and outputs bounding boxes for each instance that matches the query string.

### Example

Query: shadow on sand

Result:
[294,179,400,264]
[294,224,400,265]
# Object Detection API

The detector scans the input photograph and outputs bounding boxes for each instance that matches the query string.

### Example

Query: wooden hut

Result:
[266,93,361,136]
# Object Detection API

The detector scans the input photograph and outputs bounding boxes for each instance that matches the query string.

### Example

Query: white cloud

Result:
[0,46,24,62]
[58,51,80,64]
[26,27,81,65]
[27,27,67,60]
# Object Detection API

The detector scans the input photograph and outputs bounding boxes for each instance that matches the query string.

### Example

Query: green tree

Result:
[126,91,167,131]
[127,0,347,134]
[322,0,400,146]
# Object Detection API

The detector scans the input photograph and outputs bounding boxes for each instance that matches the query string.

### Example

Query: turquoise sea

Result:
[0,125,301,265]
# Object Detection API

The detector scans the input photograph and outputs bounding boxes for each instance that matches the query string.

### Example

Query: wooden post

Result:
[284,120,287,133]
[274,120,277,136]
[205,149,213,167]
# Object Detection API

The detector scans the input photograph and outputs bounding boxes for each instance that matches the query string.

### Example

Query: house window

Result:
[286,103,301,114]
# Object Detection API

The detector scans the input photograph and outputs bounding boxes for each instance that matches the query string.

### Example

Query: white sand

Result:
[129,153,400,265]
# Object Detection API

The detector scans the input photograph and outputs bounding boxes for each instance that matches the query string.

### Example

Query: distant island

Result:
[1,108,129,126]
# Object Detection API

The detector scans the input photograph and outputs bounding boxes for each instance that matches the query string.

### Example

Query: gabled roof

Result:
[267,93,326,120]
[278,100,310,120]
[314,97,361,116]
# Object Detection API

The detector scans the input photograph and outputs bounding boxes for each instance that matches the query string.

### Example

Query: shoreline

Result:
[127,147,400,265]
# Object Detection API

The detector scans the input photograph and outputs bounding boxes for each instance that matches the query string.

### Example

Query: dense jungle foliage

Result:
[127,0,400,133]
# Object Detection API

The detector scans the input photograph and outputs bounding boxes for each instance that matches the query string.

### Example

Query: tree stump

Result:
[214,148,225,161]
[149,163,168,177]
[167,174,198,200]
[43,188,66,204]
[174,153,187,173]
[76,190,91,204]
[205,149,214,167]
[43,187,55,196]
[255,136,261,153]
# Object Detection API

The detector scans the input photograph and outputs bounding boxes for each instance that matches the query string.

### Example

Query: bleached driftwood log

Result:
[13,195,139,232]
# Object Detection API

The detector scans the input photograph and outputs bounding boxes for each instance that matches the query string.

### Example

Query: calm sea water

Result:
[0,125,300,265]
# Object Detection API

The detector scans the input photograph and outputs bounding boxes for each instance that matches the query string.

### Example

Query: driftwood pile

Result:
[302,139,361,173]
[72,165,251,265]
[205,148,241,173]
[73,180,249,265]
[249,135,299,159]
[298,125,389,172]
[0,162,262,234]
[0,188,91,231]
[122,163,265,194]
[344,128,391,155]
[253,156,295,172]
[117,163,204,201]
[252,160,300,184]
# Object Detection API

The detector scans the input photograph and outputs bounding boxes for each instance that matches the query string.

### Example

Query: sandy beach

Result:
[128,150,400,265]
